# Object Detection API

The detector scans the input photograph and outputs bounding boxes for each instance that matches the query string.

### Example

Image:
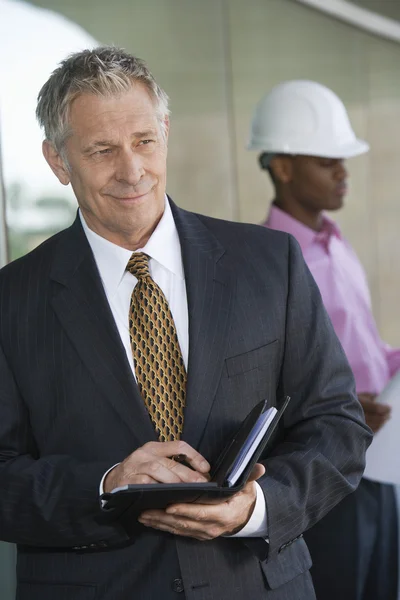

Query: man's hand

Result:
[103,441,210,493]
[137,463,266,540]
[358,393,391,433]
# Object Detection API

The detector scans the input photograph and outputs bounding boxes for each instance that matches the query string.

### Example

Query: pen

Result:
[170,454,194,469]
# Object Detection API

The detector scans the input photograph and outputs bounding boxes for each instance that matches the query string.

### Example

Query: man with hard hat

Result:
[248,80,400,600]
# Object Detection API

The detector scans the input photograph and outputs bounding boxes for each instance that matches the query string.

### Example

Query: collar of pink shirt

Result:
[263,203,342,254]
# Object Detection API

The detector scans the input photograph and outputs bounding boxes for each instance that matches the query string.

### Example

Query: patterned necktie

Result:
[127,252,186,441]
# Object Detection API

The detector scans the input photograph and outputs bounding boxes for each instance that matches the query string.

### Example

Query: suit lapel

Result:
[49,217,157,446]
[49,204,234,451]
[171,201,234,450]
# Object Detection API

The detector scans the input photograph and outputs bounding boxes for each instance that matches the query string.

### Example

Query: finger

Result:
[142,441,210,473]
[366,417,390,432]
[164,458,209,483]
[195,495,232,505]
[138,513,213,540]
[165,488,253,517]
[360,398,379,411]
[164,502,224,521]
[139,510,221,539]
[139,508,208,529]
[358,393,377,402]
[247,463,265,482]
[364,407,391,419]
[366,411,392,422]
[125,474,159,485]
[137,460,207,484]
[367,416,391,431]
[361,400,391,415]
[195,476,261,506]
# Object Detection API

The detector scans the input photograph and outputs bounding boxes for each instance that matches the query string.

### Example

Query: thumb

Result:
[247,463,266,482]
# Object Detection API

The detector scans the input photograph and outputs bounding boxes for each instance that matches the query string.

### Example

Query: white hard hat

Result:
[248,80,369,159]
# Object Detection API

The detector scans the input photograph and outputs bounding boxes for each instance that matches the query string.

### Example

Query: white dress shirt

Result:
[80,198,267,538]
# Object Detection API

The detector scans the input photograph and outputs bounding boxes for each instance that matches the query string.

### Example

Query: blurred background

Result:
[0,0,399,596]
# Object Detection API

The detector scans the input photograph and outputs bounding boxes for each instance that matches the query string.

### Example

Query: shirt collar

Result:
[264,204,342,253]
[80,196,184,297]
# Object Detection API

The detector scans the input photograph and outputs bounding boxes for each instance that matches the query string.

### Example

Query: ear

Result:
[42,140,70,185]
[270,156,293,184]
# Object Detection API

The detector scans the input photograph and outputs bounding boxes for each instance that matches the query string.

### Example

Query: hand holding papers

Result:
[100,397,290,530]
[363,371,400,485]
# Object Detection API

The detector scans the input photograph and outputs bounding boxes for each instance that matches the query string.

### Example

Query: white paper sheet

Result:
[363,371,400,485]
[226,406,277,487]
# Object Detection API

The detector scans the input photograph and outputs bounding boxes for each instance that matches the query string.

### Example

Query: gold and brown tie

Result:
[127,252,186,442]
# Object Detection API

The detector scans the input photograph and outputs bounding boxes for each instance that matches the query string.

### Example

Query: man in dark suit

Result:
[0,47,371,600]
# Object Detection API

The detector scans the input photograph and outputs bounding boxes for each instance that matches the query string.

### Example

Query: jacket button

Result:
[171,578,184,593]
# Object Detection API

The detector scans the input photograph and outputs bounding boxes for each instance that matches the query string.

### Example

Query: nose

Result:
[335,160,348,181]
[115,149,144,185]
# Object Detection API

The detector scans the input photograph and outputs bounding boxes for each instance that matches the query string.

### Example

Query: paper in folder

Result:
[100,396,290,528]
[224,404,279,487]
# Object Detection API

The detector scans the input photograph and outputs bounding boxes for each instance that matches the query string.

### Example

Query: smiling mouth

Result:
[112,191,150,201]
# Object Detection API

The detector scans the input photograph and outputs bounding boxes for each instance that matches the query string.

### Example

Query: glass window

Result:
[0,0,98,260]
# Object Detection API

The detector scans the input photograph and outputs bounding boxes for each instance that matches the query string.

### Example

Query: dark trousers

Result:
[304,478,398,600]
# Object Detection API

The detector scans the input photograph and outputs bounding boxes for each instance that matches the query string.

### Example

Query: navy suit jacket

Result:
[0,199,371,599]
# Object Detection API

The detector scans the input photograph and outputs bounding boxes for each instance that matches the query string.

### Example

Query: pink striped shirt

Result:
[264,204,400,394]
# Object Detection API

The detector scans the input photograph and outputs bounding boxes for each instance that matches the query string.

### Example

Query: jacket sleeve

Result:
[0,341,129,548]
[257,234,372,561]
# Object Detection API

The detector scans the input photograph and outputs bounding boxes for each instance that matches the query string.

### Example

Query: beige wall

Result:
[22,0,400,345]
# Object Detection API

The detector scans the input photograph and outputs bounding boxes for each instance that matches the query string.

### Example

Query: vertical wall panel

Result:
[368,37,400,342]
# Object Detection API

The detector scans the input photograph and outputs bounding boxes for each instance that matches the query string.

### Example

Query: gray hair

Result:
[36,46,170,155]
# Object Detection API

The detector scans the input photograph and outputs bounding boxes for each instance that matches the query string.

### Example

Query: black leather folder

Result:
[100,396,290,524]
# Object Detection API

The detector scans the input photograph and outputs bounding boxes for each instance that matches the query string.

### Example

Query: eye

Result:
[319,159,335,168]
[139,139,155,146]
[91,148,112,157]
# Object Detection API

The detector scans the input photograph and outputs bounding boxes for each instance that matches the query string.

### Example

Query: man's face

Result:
[45,82,168,249]
[288,155,348,212]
